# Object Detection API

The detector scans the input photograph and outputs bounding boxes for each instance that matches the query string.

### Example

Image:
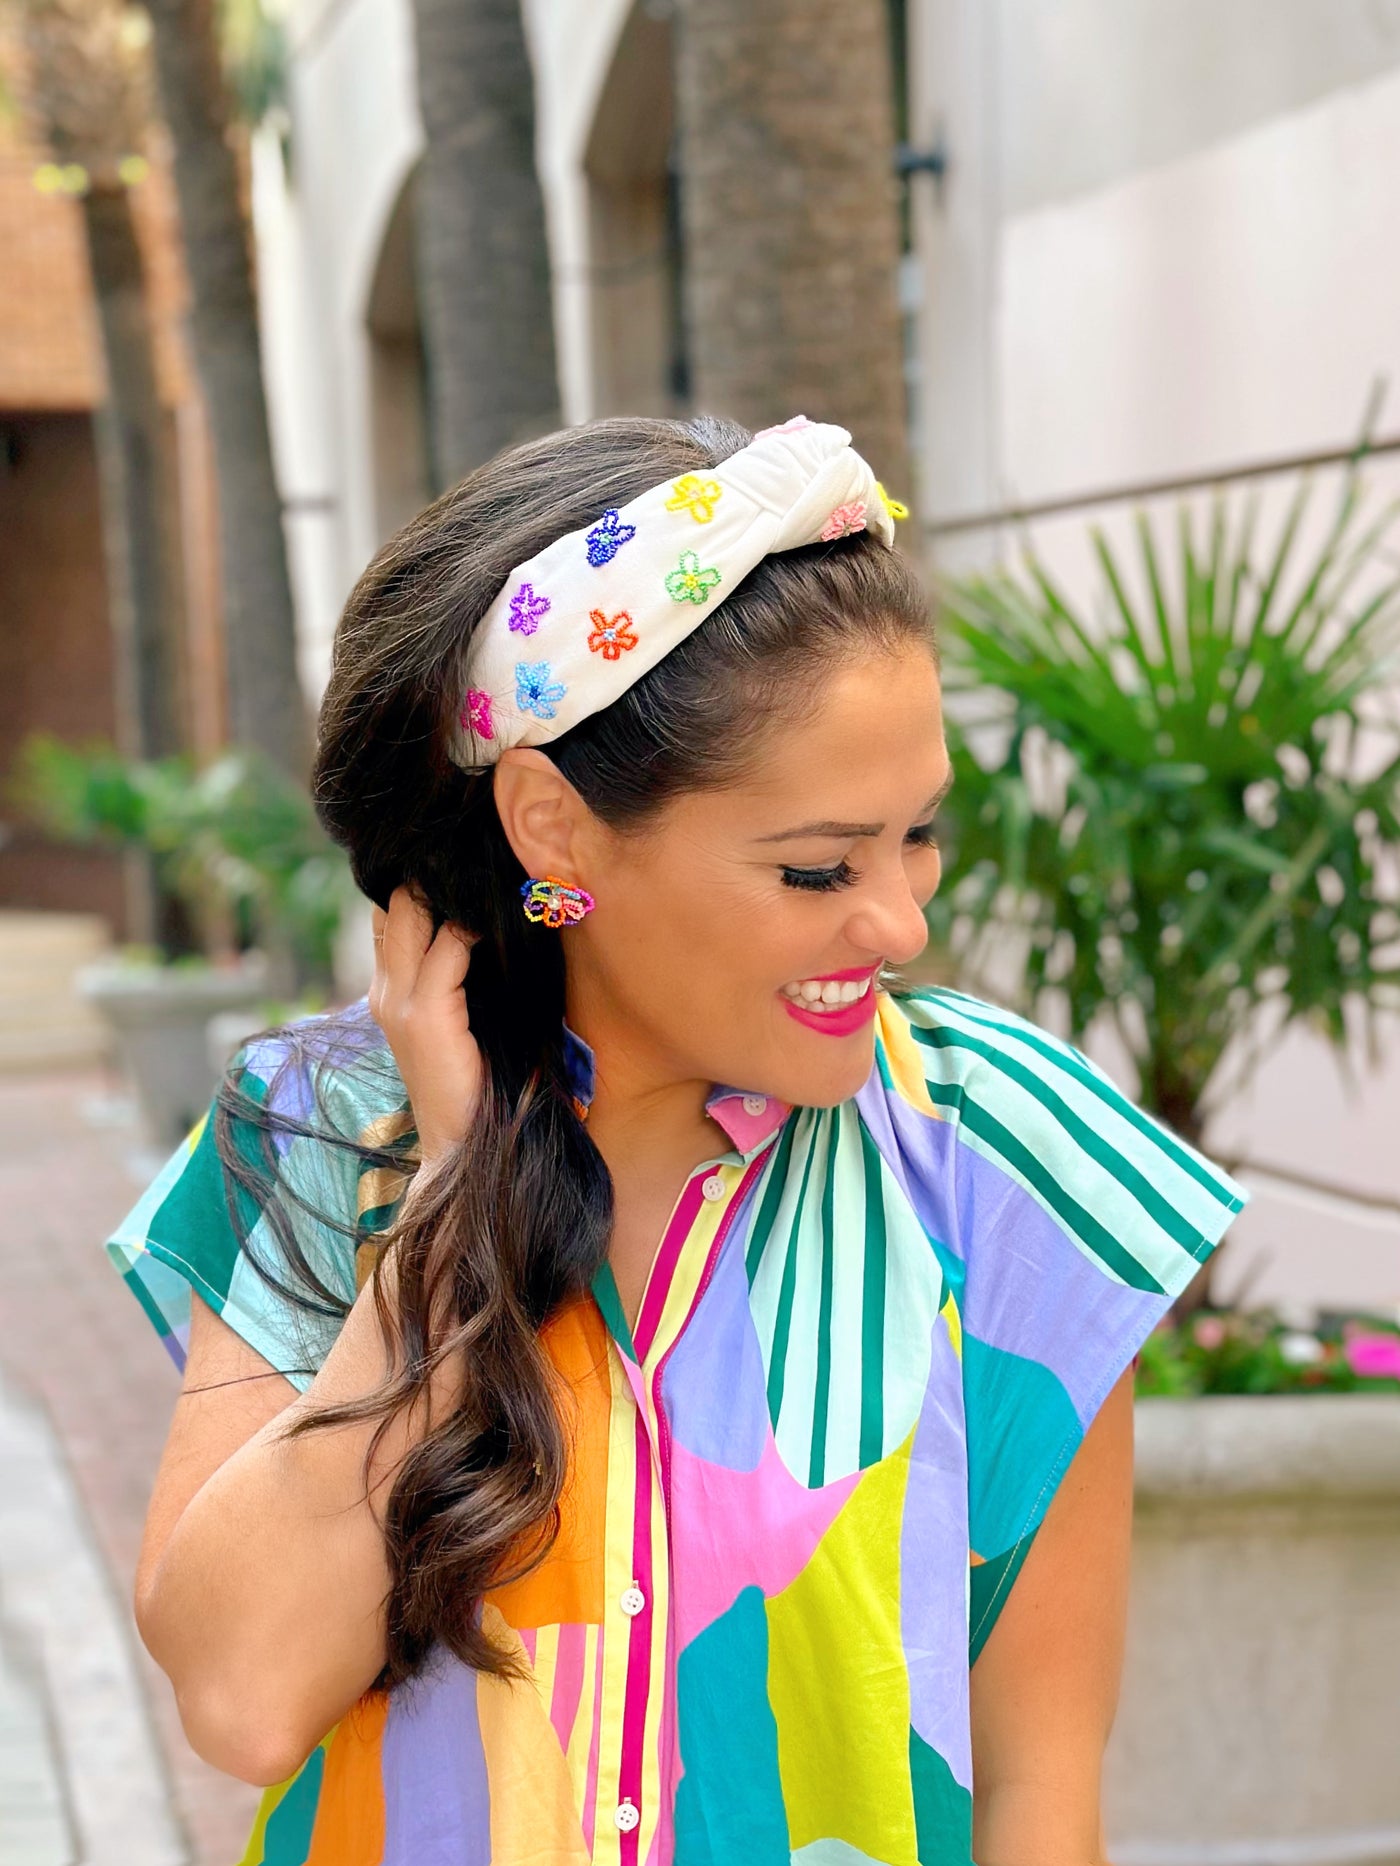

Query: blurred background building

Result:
[246,0,1400,1324]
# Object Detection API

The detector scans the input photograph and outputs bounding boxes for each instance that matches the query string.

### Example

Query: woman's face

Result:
[562,639,949,1111]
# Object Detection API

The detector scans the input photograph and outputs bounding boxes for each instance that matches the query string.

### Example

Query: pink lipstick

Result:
[779,967,881,1037]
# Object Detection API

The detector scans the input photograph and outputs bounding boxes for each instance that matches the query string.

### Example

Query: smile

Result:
[778,968,881,1036]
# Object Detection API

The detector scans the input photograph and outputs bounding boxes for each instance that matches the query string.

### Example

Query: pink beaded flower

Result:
[460,688,494,739]
[820,500,868,541]
[508,582,550,635]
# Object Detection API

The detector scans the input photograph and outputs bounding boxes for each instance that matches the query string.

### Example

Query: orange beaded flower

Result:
[588,609,639,661]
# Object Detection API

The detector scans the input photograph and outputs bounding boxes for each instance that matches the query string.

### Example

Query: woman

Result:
[107,414,1245,1865]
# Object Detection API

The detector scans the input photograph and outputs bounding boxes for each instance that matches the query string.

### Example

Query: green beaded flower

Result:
[665,550,722,605]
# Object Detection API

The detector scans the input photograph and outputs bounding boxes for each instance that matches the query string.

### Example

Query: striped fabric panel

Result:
[898,988,1246,1291]
[745,1102,948,1488]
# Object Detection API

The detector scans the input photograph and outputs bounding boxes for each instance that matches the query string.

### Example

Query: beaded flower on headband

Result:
[452,417,904,767]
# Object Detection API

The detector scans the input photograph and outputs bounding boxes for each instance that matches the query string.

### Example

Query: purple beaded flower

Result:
[515,661,567,721]
[460,688,494,739]
[508,582,551,636]
[586,509,637,567]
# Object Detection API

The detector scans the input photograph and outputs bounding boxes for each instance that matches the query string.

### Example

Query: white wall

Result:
[913,0,1400,1318]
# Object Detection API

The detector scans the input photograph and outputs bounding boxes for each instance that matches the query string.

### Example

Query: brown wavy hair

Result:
[216,414,932,1686]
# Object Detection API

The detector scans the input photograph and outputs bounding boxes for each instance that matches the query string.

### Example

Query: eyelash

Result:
[780,823,940,893]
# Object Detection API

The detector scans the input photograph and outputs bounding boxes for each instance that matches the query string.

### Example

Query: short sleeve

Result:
[104,1003,413,1393]
[872,986,1247,1662]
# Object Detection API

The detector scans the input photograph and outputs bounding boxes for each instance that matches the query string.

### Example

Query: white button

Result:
[614,1799,640,1833]
[742,1094,768,1115]
[701,1173,727,1202]
[620,1583,646,1617]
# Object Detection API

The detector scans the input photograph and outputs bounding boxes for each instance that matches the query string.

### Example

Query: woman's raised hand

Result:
[368,887,483,1169]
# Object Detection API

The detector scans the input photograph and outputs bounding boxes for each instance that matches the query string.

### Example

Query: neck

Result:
[566,999,724,1184]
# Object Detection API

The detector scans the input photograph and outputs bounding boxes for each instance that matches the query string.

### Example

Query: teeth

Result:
[781,975,874,1008]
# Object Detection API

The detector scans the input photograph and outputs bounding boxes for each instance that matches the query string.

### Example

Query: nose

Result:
[845,868,931,968]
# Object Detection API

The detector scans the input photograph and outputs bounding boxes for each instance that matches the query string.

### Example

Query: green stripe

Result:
[858,1122,888,1467]
[119,1261,176,1344]
[808,1117,839,1489]
[590,1261,637,1363]
[357,1200,402,1236]
[919,1077,1168,1292]
[747,1115,799,1286]
[923,988,1238,1205]
[910,1021,1206,1259]
[766,1119,822,1427]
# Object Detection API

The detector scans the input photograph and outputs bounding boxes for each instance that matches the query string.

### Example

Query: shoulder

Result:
[864,983,1246,1295]
[227,998,411,1152]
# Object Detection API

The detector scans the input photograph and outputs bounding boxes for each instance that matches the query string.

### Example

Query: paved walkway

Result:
[0,1070,261,1865]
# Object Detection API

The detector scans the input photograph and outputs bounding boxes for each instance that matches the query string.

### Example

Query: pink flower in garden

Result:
[1342,1331,1400,1380]
[461,688,494,740]
[1192,1316,1228,1350]
[820,501,868,541]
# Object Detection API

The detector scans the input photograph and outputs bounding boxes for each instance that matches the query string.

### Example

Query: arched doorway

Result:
[584,2,688,417]
[365,169,432,542]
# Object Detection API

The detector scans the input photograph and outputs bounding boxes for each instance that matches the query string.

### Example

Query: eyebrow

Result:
[754,767,955,842]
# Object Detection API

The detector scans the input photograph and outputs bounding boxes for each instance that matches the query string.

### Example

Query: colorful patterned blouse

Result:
[106,986,1246,1866]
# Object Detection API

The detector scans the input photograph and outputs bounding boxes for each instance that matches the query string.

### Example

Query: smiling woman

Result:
[103,414,1246,1866]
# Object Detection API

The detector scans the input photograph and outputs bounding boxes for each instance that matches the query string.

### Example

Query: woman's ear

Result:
[493,750,592,882]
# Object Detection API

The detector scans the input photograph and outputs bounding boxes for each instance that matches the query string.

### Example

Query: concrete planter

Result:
[78,954,270,1145]
[1105,1395,1400,1866]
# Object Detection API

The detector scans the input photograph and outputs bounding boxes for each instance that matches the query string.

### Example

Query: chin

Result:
[764,1029,879,1111]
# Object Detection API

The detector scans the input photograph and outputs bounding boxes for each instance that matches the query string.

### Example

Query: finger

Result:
[368,903,388,1022]
[380,886,434,1001]
[416,922,477,1004]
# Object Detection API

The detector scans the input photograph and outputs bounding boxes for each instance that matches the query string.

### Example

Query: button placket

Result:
[614,1798,640,1833]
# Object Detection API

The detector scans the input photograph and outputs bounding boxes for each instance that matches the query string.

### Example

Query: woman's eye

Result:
[780,860,857,893]
[905,821,939,849]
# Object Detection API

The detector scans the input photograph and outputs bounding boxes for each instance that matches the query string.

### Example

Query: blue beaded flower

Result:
[586,509,637,567]
[515,661,567,720]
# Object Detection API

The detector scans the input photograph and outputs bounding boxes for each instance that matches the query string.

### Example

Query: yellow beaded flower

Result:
[665,475,724,524]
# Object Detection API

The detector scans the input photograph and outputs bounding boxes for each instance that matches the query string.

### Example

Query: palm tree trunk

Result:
[674,0,910,491]
[409,0,560,488]
[142,0,309,776]
[82,181,186,767]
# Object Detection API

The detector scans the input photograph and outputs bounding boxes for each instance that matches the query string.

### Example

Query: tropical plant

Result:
[409,0,559,487]
[931,470,1400,1304]
[11,735,353,980]
[674,0,910,489]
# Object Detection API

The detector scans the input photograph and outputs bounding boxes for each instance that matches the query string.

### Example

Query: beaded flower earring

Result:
[520,875,596,929]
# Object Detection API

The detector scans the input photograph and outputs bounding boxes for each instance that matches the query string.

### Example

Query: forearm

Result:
[138,1254,462,1783]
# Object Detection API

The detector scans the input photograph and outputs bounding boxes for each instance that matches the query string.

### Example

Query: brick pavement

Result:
[0,1068,261,1866]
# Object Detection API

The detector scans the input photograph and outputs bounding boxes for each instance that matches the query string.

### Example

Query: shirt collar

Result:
[563,1021,789,1159]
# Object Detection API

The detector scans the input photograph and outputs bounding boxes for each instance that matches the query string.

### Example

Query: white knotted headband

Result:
[451,416,901,766]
